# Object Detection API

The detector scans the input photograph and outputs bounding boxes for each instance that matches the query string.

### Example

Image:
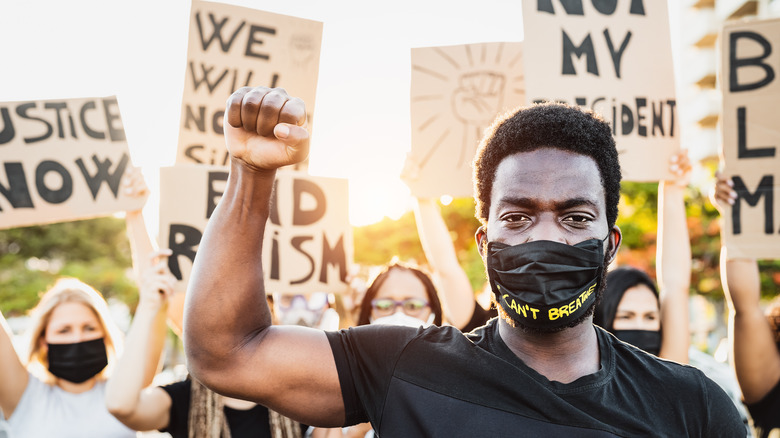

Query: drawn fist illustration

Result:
[452,71,506,126]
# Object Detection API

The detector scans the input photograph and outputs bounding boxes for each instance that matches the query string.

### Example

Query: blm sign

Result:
[719,18,780,259]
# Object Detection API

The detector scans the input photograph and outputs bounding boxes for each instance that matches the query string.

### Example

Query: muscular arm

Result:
[183,87,344,427]
[414,198,474,328]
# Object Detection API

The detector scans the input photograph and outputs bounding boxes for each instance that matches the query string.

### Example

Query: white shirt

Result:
[7,372,136,438]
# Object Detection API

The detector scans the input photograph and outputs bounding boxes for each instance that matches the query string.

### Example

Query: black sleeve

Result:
[702,372,748,437]
[460,300,497,333]
[325,324,426,427]
[158,379,192,436]
[746,378,780,437]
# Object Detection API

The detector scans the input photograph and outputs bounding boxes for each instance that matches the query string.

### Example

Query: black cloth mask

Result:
[613,330,661,356]
[487,237,607,329]
[47,338,108,383]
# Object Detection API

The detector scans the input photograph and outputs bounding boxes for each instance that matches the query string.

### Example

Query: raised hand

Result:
[665,149,692,187]
[224,87,310,171]
[710,171,737,212]
[136,249,176,313]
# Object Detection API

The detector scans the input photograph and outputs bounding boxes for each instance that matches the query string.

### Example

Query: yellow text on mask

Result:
[502,294,540,320]
[548,282,597,321]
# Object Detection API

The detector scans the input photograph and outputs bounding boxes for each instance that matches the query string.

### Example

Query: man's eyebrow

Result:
[554,197,599,211]
[496,196,599,210]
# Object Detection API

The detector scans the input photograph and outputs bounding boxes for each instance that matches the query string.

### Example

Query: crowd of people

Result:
[1,89,778,438]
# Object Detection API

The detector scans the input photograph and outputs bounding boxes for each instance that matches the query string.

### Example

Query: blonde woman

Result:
[0,167,160,437]
[0,278,135,437]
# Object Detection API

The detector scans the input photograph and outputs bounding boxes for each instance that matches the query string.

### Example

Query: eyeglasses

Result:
[275,293,329,311]
[371,298,429,316]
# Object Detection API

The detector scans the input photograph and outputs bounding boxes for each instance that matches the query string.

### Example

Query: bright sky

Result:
[0,0,527,233]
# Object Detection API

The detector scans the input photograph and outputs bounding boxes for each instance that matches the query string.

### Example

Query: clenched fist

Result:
[224,87,310,171]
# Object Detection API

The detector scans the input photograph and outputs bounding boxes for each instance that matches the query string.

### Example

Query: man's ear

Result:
[606,225,622,265]
[475,226,487,259]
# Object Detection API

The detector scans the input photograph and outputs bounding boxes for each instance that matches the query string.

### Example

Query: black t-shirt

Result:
[747,378,780,438]
[326,319,746,437]
[160,380,308,438]
[460,301,497,333]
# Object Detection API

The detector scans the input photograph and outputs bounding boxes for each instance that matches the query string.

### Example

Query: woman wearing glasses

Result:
[310,262,445,438]
[356,262,444,328]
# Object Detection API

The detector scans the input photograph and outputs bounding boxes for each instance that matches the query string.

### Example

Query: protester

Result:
[594,151,691,363]
[0,278,134,437]
[105,252,307,438]
[0,168,156,438]
[713,172,780,438]
[183,87,745,435]
[593,156,752,434]
[355,261,443,327]
[312,261,443,437]
[106,175,307,438]
[412,196,496,331]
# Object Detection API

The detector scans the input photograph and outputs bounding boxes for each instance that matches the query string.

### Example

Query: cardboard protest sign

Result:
[0,96,145,229]
[719,18,780,260]
[158,165,352,294]
[522,0,679,181]
[176,0,322,166]
[407,42,525,198]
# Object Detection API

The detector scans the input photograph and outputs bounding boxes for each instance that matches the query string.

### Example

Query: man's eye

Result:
[564,215,590,223]
[503,214,528,223]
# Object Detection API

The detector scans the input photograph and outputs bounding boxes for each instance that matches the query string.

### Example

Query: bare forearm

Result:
[657,182,691,294]
[414,198,474,327]
[106,305,167,417]
[721,248,780,402]
[184,160,276,377]
[656,181,690,362]
[126,210,155,277]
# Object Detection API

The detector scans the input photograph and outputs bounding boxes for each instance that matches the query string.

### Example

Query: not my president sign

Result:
[720,18,780,260]
[176,0,322,167]
[159,165,352,294]
[522,0,679,181]
[0,96,145,229]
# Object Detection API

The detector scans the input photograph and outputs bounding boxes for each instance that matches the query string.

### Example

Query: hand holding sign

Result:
[224,87,309,171]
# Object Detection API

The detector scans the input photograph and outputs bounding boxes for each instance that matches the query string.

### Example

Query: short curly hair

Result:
[473,102,621,228]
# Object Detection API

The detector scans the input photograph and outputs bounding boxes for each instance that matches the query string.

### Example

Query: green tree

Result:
[0,217,136,316]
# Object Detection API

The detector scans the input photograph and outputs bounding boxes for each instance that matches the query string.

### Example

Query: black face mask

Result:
[486,237,607,330]
[47,338,108,384]
[613,330,661,356]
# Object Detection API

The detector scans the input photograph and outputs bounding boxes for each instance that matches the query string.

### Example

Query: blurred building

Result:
[675,0,780,166]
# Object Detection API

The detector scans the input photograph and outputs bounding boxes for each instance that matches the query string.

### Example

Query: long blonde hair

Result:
[24,278,123,384]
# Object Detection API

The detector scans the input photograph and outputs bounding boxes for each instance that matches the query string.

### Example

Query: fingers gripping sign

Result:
[224,87,310,171]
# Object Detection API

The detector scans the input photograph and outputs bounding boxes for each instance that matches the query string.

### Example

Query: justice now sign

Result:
[0,96,145,229]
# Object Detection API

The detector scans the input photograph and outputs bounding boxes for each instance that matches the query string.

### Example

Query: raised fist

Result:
[224,87,310,171]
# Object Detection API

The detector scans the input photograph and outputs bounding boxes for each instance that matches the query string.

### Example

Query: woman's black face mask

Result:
[47,338,108,383]
[613,330,662,356]
[486,236,609,330]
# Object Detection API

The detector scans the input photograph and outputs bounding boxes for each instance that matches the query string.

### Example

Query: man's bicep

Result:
[219,325,346,426]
